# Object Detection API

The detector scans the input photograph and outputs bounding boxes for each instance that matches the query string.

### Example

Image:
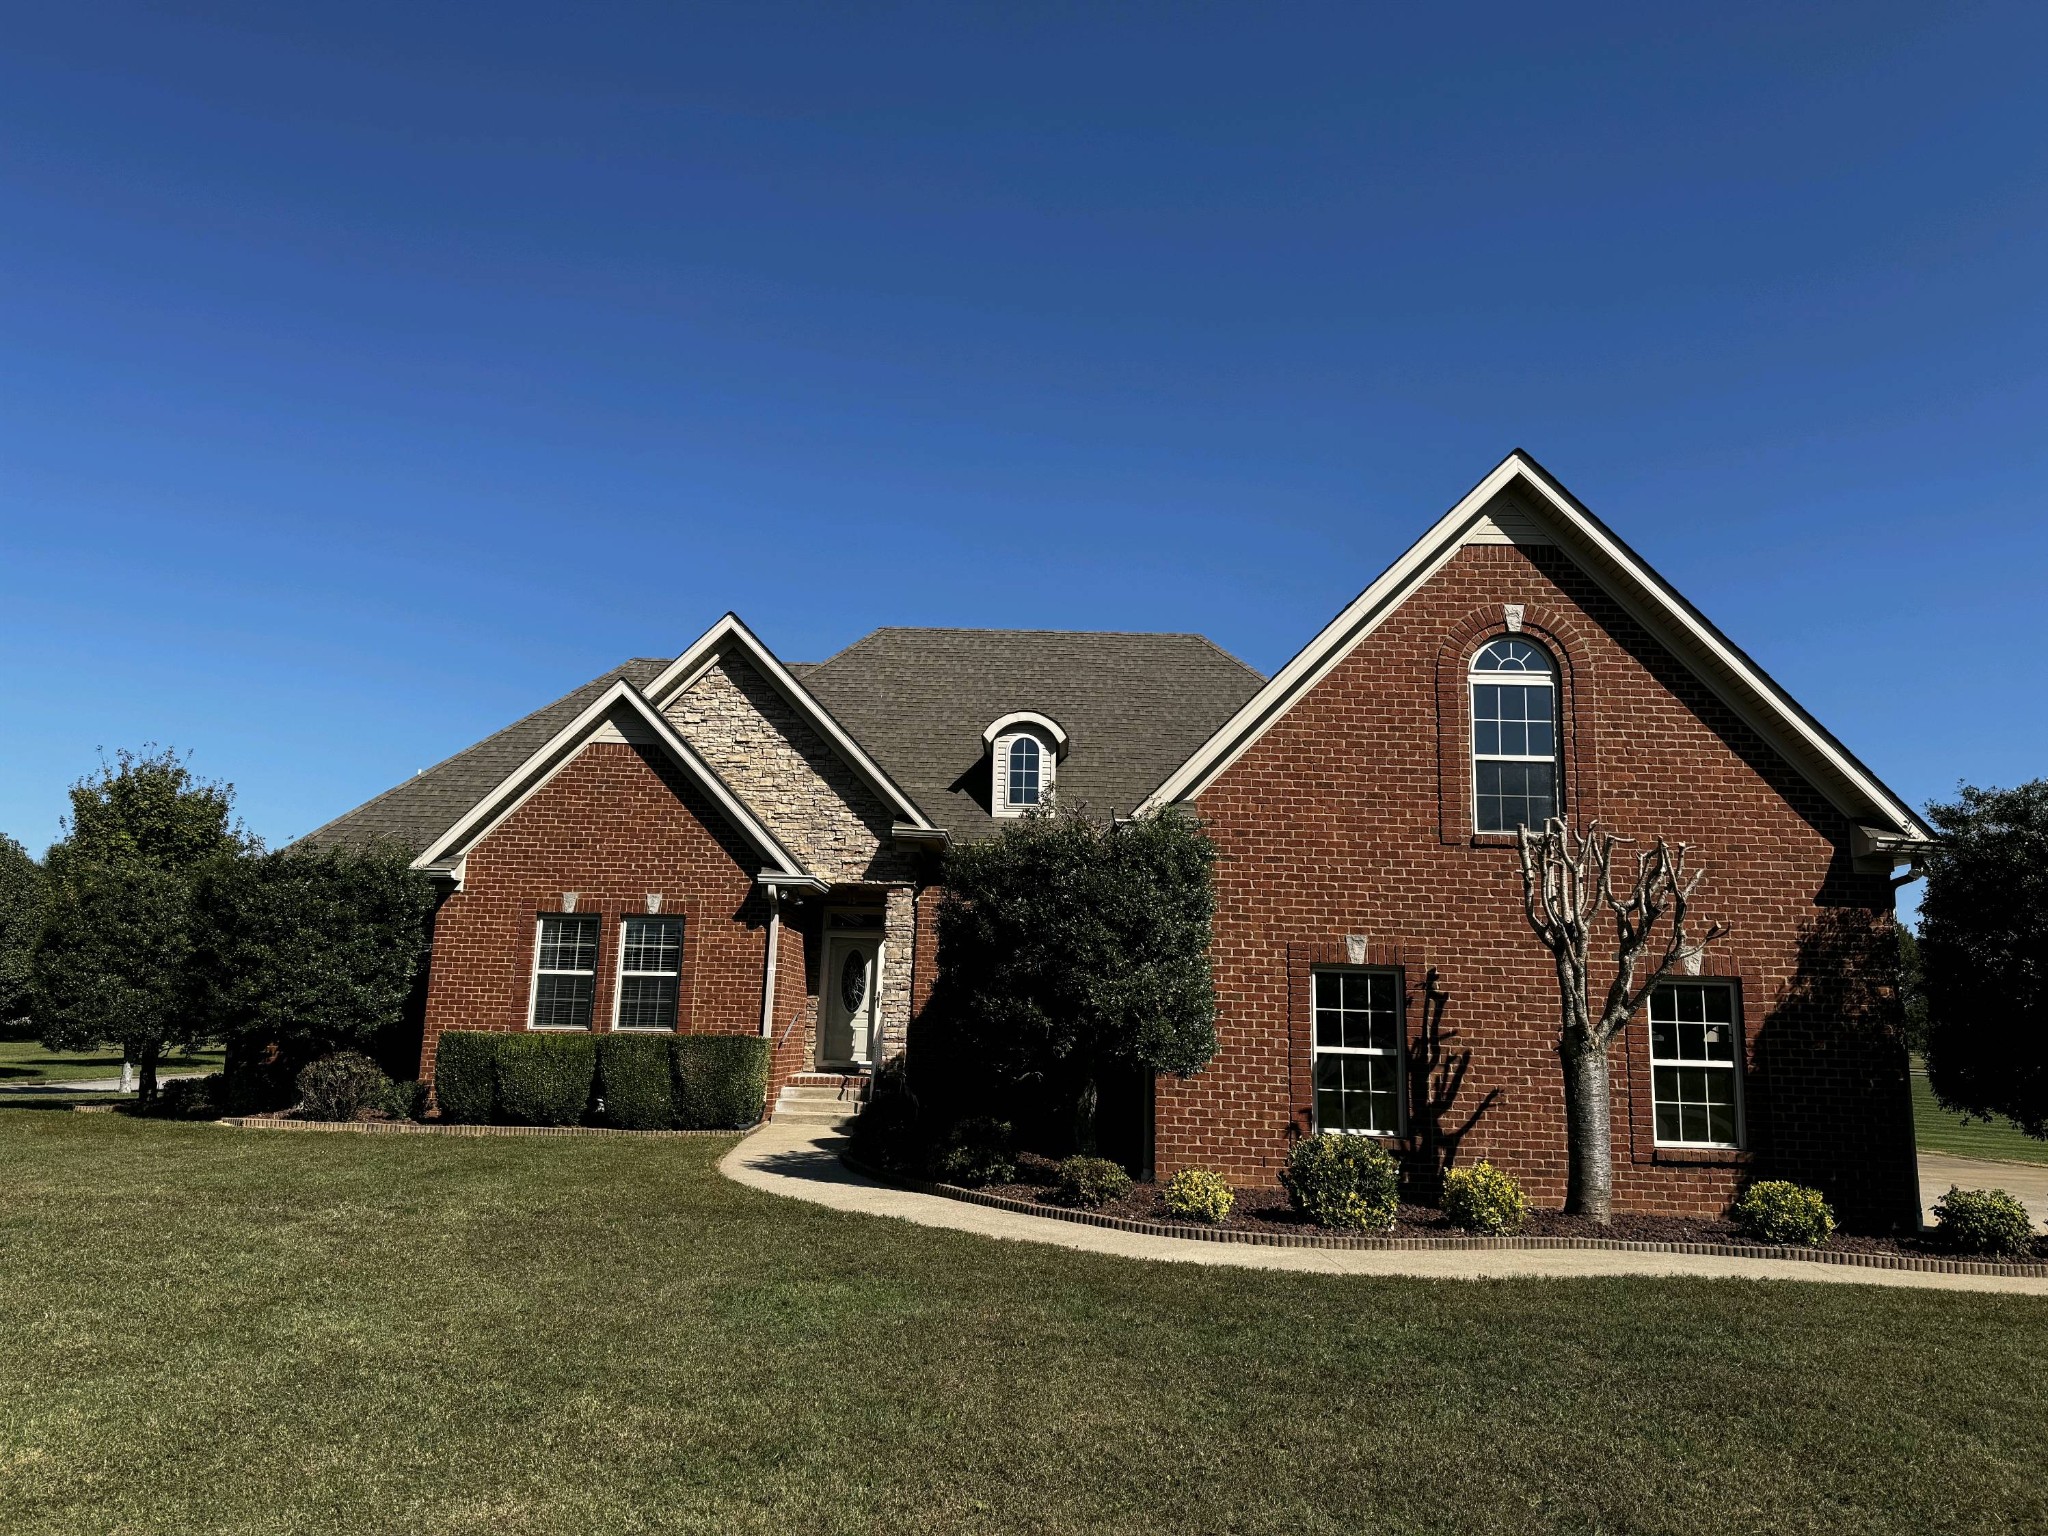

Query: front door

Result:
[821,935,880,1067]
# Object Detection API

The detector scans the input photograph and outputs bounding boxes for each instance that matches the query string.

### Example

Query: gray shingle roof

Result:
[794,628,1264,841]
[305,630,1262,856]
[298,659,669,854]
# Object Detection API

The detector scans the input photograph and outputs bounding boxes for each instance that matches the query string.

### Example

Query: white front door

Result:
[821,935,880,1066]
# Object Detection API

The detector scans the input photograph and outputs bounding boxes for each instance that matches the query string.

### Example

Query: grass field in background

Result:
[3,1109,2045,1535]
[0,1038,223,1086]
[1911,1066,2048,1166]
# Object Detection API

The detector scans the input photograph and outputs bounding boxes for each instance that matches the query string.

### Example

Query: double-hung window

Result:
[1470,637,1558,833]
[1311,969,1402,1135]
[1649,983,1742,1148]
[530,914,600,1030]
[615,916,683,1031]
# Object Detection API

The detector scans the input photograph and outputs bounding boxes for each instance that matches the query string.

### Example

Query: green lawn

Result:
[0,1037,223,1086]
[2,1115,2045,1534]
[1911,1065,2048,1166]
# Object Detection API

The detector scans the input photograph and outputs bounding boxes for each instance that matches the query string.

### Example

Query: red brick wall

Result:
[1158,540,1918,1229]
[418,741,772,1089]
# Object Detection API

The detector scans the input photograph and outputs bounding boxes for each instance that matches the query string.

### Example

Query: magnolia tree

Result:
[1515,817,1728,1222]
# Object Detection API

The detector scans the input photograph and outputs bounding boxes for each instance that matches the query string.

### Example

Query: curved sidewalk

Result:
[722,1122,2048,1294]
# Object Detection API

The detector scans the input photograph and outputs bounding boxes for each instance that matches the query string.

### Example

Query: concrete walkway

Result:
[0,1069,210,1095]
[722,1122,2048,1294]
[1920,1152,2048,1229]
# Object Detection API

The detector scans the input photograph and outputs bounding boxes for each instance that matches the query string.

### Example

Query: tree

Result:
[188,839,438,1091]
[930,804,1219,1154]
[1920,780,2048,1138]
[31,749,250,1101]
[1515,817,1729,1222]
[0,835,43,1031]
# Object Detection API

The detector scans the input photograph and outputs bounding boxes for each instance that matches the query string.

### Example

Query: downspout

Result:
[759,887,781,1038]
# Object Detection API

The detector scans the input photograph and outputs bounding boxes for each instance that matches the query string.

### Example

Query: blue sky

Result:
[1,4,2042,925]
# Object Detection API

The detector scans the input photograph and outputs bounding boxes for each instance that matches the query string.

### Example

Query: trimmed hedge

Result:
[433,1031,500,1124]
[671,1035,771,1130]
[496,1033,597,1127]
[598,1033,678,1130]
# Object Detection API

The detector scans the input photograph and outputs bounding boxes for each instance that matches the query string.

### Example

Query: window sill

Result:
[526,1024,593,1033]
[610,1026,677,1035]
[1647,1145,1749,1167]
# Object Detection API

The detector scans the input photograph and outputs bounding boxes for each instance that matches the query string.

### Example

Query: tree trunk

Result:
[137,1039,160,1106]
[1071,1074,1099,1156]
[1560,1033,1613,1223]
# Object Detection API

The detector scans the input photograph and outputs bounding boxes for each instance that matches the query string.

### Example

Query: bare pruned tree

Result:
[1515,817,1730,1222]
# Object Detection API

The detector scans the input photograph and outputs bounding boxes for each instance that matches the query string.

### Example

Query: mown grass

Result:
[2,1111,2045,1535]
[0,1037,223,1085]
[1911,1066,2048,1166]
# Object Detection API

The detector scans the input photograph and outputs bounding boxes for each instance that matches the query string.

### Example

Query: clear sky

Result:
[2,4,2042,925]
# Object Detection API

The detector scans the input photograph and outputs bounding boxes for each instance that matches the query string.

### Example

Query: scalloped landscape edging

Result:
[842,1153,2048,1279]
[219,1114,756,1140]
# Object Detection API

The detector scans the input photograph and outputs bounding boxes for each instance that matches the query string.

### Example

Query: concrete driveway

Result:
[1918,1152,2048,1229]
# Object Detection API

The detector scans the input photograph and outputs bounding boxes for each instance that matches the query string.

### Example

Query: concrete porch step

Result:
[771,1074,870,1127]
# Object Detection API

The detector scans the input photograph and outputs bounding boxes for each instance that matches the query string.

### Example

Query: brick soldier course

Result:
[306,450,1930,1227]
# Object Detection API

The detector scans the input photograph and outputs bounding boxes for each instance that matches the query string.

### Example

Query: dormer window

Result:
[983,711,1068,818]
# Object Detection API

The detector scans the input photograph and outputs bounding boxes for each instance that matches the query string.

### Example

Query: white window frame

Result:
[992,727,1056,817]
[1648,981,1745,1150]
[612,914,684,1033]
[1470,636,1559,834]
[528,912,600,1031]
[1309,967,1404,1137]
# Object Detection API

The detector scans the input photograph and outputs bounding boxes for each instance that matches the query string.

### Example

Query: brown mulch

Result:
[988,1153,2047,1264]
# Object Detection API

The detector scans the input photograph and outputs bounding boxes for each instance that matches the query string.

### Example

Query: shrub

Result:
[296,1050,391,1122]
[375,1078,426,1122]
[930,1117,1016,1187]
[1731,1180,1836,1247]
[1932,1186,2036,1258]
[1281,1132,1399,1232]
[1442,1161,1528,1235]
[433,1031,500,1124]
[597,1033,677,1130]
[1163,1168,1235,1224]
[670,1035,771,1129]
[496,1033,597,1127]
[1053,1155,1132,1208]
[151,1073,226,1120]
[847,1058,930,1174]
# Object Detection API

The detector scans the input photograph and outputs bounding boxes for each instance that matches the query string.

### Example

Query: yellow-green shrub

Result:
[1281,1133,1399,1232]
[1442,1161,1527,1234]
[1731,1180,1835,1247]
[1162,1169,1234,1224]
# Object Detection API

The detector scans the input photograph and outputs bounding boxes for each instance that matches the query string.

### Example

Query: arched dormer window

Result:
[1470,637,1557,833]
[1007,735,1041,808]
[983,711,1066,818]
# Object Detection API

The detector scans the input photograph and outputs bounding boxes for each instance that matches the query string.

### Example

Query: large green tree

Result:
[0,835,46,1032]
[188,839,438,1092]
[1920,780,2048,1138]
[31,749,250,1100]
[930,804,1218,1153]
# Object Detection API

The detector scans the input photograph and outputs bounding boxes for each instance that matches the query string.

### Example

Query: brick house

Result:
[309,452,1929,1226]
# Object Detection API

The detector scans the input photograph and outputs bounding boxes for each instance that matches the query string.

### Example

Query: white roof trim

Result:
[412,679,808,877]
[645,613,940,832]
[981,711,1069,755]
[1141,450,1932,842]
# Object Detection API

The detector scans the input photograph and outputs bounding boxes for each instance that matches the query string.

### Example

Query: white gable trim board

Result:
[1140,451,1931,847]
[645,613,944,838]
[412,679,809,883]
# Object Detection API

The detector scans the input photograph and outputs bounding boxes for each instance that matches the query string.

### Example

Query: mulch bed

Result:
[983,1152,2048,1265]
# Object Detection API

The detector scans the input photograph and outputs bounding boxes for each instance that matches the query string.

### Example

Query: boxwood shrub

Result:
[1731,1179,1835,1247]
[432,1031,499,1124]
[598,1033,677,1130]
[670,1034,771,1129]
[1932,1186,2035,1258]
[1442,1160,1529,1235]
[1162,1168,1235,1224]
[496,1033,597,1127]
[1282,1131,1399,1232]
[1053,1155,1132,1209]
[296,1050,390,1122]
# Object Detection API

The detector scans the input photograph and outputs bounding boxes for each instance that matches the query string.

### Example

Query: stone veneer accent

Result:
[877,886,916,1062]
[664,652,916,885]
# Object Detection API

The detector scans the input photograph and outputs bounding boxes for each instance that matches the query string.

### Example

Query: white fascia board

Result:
[411,679,808,877]
[1141,451,1932,842]
[645,613,940,832]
